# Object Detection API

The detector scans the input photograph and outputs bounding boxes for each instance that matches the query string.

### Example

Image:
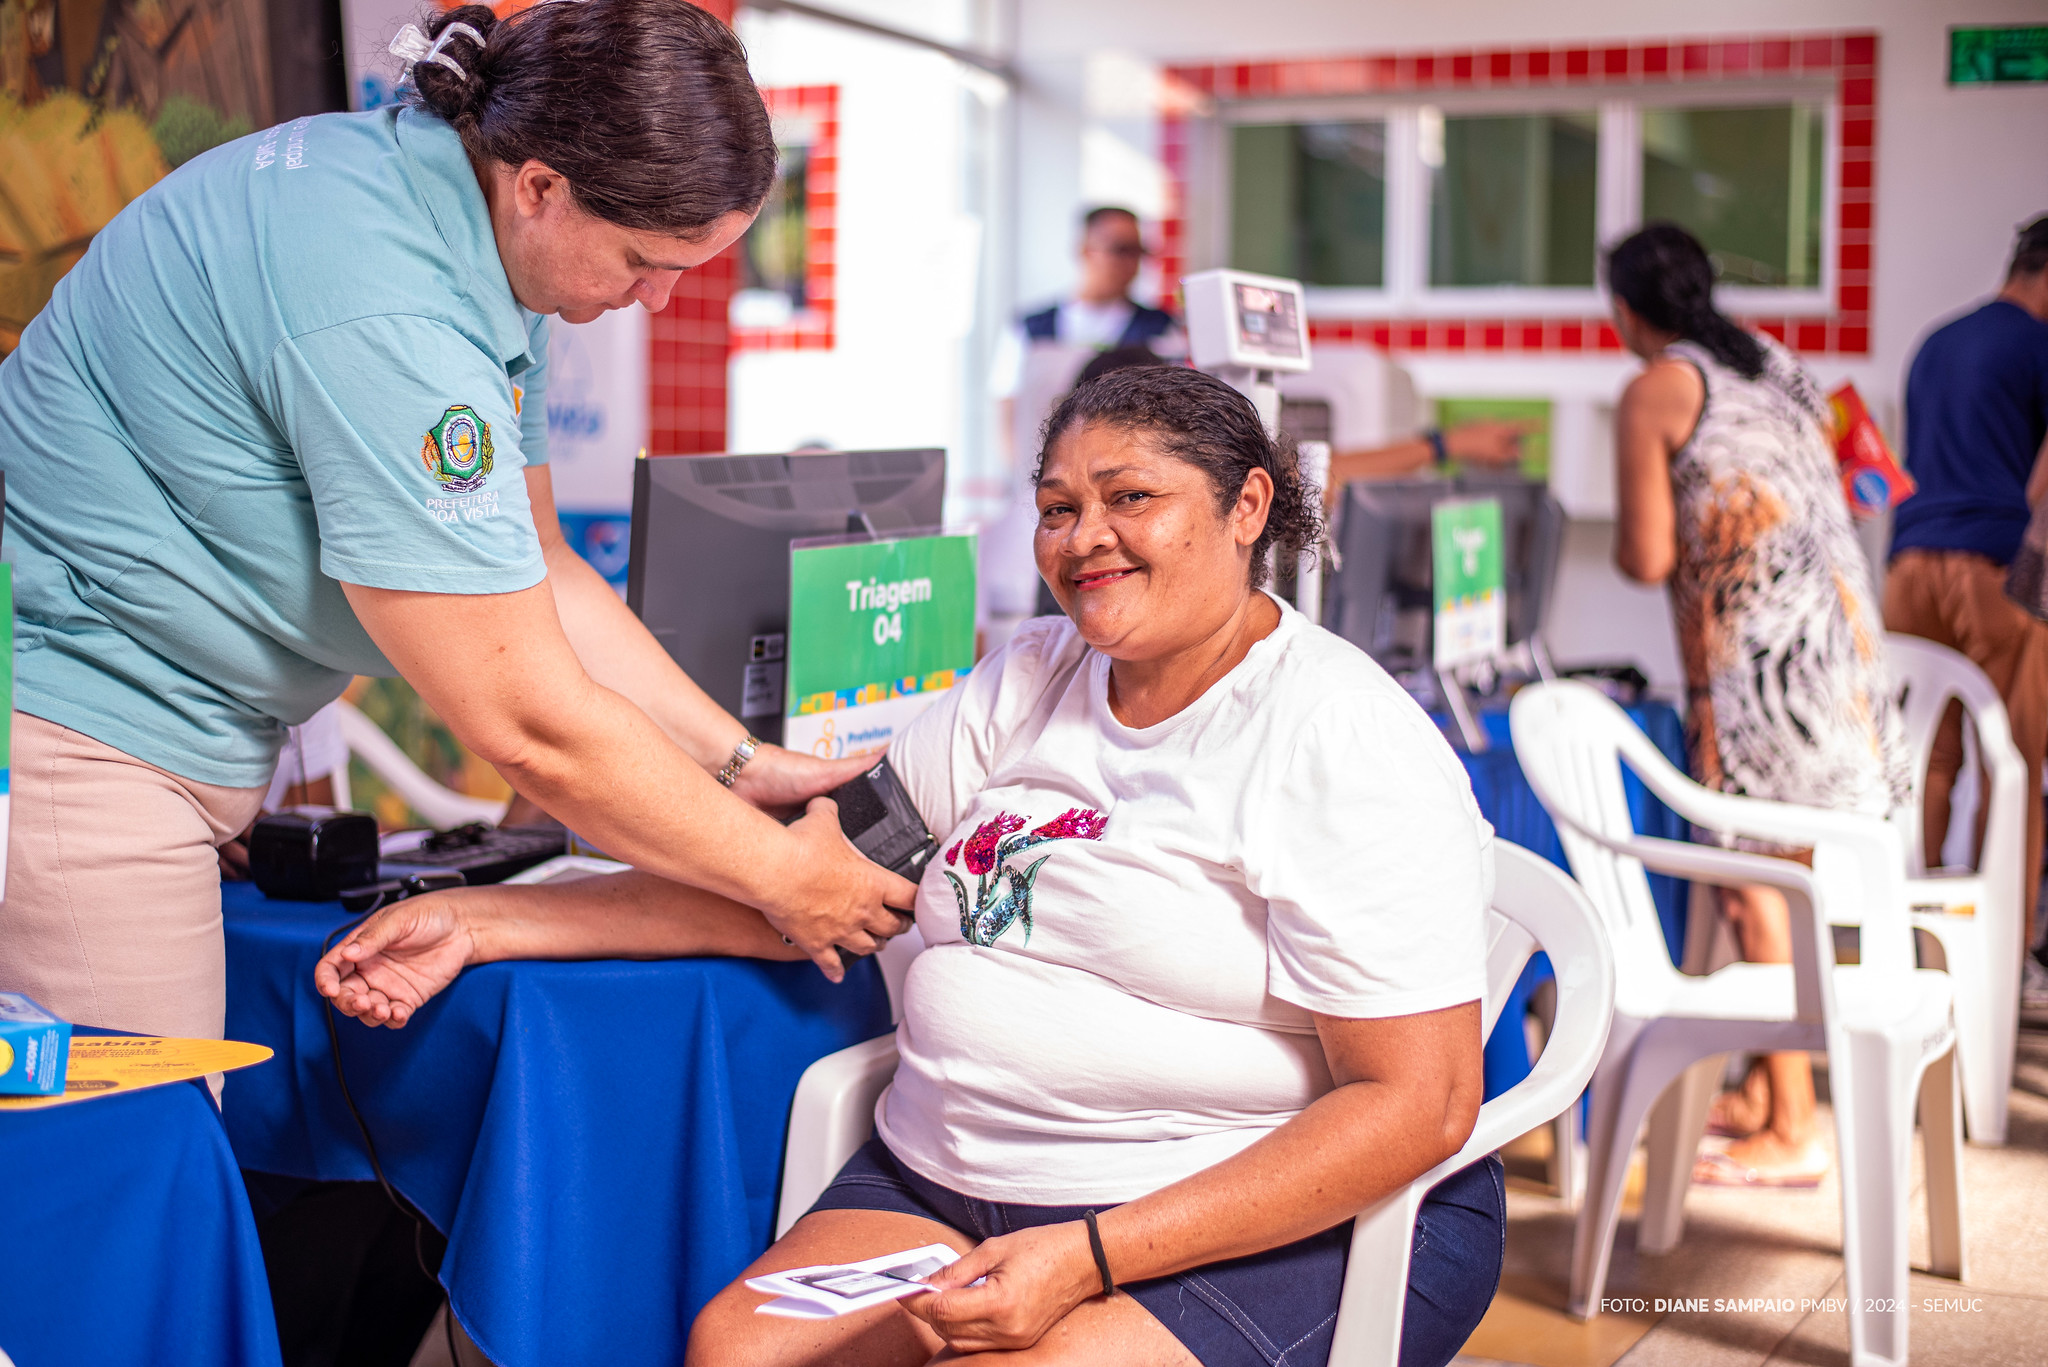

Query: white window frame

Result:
[1216,77,1838,318]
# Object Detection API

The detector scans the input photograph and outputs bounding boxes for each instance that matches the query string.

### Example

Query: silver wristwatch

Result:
[716,735,762,788]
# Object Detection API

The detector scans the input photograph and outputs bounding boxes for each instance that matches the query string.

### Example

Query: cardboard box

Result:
[0,992,71,1096]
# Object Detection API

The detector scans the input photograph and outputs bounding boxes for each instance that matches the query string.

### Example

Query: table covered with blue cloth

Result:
[1455,699,1691,1099]
[220,883,891,1367]
[0,1038,284,1367]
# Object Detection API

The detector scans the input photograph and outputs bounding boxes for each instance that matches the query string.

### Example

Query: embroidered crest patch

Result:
[419,405,495,492]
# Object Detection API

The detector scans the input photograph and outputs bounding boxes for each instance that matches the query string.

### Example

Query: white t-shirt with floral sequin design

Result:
[876,596,1493,1206]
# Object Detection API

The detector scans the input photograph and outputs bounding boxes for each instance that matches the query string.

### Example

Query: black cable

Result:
[320,914,463,1365]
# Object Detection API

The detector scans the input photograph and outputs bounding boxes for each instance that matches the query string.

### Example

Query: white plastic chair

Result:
[1511,681,1965,1367]
[1886,633,2025,1146]
[334,700,510,828]
[775,842,1617,1367]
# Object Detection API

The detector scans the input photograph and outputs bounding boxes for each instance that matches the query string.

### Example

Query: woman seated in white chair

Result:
[318,367,1503,1367]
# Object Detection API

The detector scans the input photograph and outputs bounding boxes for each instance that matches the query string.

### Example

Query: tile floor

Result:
[1454,1019,2048,1367]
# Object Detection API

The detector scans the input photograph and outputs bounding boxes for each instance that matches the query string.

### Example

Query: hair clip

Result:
[388,21,485,80]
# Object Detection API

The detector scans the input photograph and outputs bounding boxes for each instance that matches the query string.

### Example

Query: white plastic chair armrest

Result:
[1570,829,1837,1014]
[775,1034,900,1239]
[1592,729,1887,853]
[1331,847,1615,1367]
[1606,780,1901,875]
[1480,915,1538,1040]
[1594,833,1823,901]
[1434,935,1613,1185]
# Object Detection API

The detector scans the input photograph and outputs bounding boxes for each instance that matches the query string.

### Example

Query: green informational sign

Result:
[784,533,977,759]
[1433,397,1552,479]
[1431,498,1505,671]
[1951,27,2048,84]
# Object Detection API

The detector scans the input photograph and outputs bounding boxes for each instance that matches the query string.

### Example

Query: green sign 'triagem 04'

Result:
[1951,27,2048,85]
[784,532,977,759]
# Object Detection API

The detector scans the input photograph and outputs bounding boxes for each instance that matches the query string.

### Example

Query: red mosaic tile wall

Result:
[648,250,735,455]
[1158,31,1877,356]
[732,84,839,353]
[647,0,739,455]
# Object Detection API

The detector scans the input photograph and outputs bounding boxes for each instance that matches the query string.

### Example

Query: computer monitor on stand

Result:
[1322,472,1565,747]
[626,449,947,746]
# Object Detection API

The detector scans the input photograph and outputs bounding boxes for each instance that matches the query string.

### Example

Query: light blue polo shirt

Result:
[0,108,552,787]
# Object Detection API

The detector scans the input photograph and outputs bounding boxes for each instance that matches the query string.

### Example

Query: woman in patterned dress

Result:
[1607,223,1908,1186]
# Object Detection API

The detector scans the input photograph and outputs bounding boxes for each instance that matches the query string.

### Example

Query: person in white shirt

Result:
[989,206,1189,442]
[317,367,1502,1367]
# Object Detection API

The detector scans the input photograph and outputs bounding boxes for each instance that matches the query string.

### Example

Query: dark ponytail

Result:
[405,0,774,239]
[1036,367,1324,591]
[1605,222,1767,380]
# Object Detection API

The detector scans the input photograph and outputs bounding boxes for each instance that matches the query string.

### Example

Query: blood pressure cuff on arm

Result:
[267,315,548,594]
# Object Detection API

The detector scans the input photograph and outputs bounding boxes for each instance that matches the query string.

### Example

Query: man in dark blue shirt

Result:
[1885,216,2048,984]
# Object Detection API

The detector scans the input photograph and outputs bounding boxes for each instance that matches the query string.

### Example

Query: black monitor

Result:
[1322,472,1564,676]
[627,449,947,745]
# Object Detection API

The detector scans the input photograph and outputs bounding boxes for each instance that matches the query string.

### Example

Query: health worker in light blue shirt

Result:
[0,0,914,1043]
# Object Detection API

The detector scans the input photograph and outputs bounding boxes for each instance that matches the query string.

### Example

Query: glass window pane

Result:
[1231,121,1385,288]
[740,130,811,314]
[1641,103,1827,288]
[1427,110,1598,287]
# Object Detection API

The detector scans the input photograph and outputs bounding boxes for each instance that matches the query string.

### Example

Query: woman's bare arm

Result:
[1099,1001,1482,1268]
[314,871,810,1026]
[1327,437,1437,484]
[1325,420,1537,492]
[1612,358,1701,584]
[523,465,872,811]
[340,575,913,982]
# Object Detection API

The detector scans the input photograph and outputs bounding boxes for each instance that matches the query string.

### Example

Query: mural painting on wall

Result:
[0,0,271,352]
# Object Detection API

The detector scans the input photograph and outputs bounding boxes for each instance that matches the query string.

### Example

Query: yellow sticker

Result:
[0,1035,273,1110]
[0,1037,12,1076]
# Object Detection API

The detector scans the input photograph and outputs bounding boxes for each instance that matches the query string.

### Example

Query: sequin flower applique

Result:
[943,808,1108,947]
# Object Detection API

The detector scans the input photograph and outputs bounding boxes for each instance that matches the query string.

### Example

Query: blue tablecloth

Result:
[1456,700,1691,1098]
[0,1050,283,1367]
[220,884,891,1367]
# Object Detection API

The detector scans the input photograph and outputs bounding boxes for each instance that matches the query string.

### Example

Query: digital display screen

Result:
[1233,283,1304,362]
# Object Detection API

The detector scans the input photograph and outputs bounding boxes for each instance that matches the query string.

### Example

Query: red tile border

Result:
[1161,30,1877,356]
[732,85,839,355]
[648,250,736,454]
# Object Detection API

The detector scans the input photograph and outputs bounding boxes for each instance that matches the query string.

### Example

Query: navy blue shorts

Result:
[806,1139,1504,1367]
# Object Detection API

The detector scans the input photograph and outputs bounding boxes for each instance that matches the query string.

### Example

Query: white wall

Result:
[1010,0,2048,689]
[730,5,1006,528]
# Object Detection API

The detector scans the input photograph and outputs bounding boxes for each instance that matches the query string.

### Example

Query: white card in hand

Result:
[748,1244,958,1319]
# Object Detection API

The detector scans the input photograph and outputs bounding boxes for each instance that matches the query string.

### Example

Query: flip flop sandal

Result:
[1704,1093,1764,1139]
[1691,1149,1826,1189]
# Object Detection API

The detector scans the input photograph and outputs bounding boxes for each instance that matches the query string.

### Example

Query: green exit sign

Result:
[1951,26,2048,84]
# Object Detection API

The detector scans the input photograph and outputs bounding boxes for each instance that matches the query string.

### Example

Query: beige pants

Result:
[0,713,266,1038]
[1883,549,2048,950]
